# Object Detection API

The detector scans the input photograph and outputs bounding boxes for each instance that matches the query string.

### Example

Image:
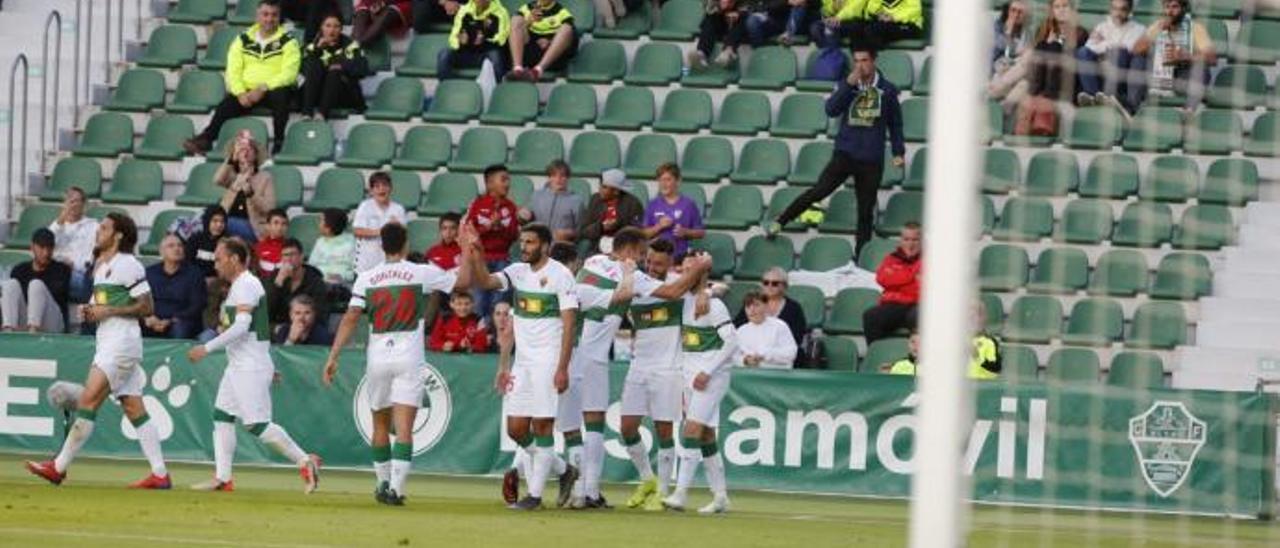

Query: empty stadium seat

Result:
[1026,247,1089,294]
[1233,20,1280,65]
[1024,151,1080,196]
[1002,345,1040,383]
[978,244,1030,292]
[821,336,860,371]
[288,214,321,256]
[274,120,335,166]
[199,25,243,71]
[772,94,828,139]
[567,131,621,176]
[864,338,909,372]
[788,285,826,329]
[421,173,480,216]
[41,157,102,201]
[991,197,1053,242]
[650,0,703,40]
[1206,65,1269,109]
[102,160,163,204]
[175,162,223,207]
[1107,352,1165,388]
[680,137,735,183]
[1199,158,1259,206]
[423,80,483,123]
[1245,111,1279,158]
[1111,202,1174,247]
[1122,106,1182,152]
[568,40,626,83]
[336,123,396,169]
[1002,295,1064,344]
[73,113,133,157]
[877,192,923,236]
[901,98,928,142]
[704,186,763,230]
[739,46,798,90]
[689,232,736,278]
[1140,156,1199,203]
[1079,153,1139,199]
[622,134,677,179]
[168,71,225,114]
[267,165,304,209]
[596,87,656,130]
[508,129,565,175]
[167,0,227,23]
[730,139,790,184]
[1066,106,1125,149]
[625,43,682,86]
[393,126,453,171]
[791,142,833,186]
[735,235,795,280]
[397,34,450,77]
[799,237,854,271]
[106,69,165,112]
[135,115,196,161]
[1172,205,1233,250]
[447,128,509,172]
[1061,297,1124,347]
[4,204,60,248]
[818,189,858,234]
[1149,253,1212,301]
[653,89,713,133]
[306,168,366,212]
[480,82,539,126]
[1046,348,1101,383]
[537,83,597,128]
[389,171,423,211]
[982,148,1021,194]
[137,26,197,68]
[1184,109,1242,155]
[1126,302,1187,349]
[711,92,771,135]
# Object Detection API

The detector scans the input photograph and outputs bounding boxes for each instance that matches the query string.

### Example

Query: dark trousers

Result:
[696,12,747,56]
[437,46,507,80]
[301,63,366,118]
[282,0,339,43]
[199,88,294,152]
[412,0,451,34]
[863,302,917,344]
[846,20,921,51]
[777,150,882,256]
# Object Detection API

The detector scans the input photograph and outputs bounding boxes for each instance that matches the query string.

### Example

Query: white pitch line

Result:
[0,526,338,548]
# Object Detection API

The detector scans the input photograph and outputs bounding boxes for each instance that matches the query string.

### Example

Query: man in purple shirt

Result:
[642,163,705,258]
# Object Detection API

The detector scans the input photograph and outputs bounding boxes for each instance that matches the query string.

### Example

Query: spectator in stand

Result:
[863,222,921,344]
[183,0,300,156]
[844,0,924,51]
[885,331,919,374]
[214,131,276,243]
[301,13,371,120]
[520,160,582,243]
[428,290,491,353]
[186,206,228,280]
[1131,0,1215,112]
[742,0,798,48]
[1027,0,1087,105]
[354,0,414,45]
[281,0,341,43]
[353,171,408,273]
[987,0,1033,111]
[272,294,334,345]
[254,209,291,275]
[689,0,748,69]
[580,169,645,254]
[734,290,799,369]
[766,46,903,258]
[1076,0,1146,113]
[414,0,464,34]
[732,267,806,352]
[199,275,230,343]
[47,186,97,303]
[142,235,206,339]
[642,163,704,259]
[808,0,857,48]
[466,165,520,317]
[0,228,70,333]
[309,208,357,286]
[265,238,329,325]
[508,0,577,82]
[438,0,511,79]
[425,212,463,270]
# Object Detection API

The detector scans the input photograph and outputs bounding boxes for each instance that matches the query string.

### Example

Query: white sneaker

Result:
[686,50,707,70]
[713,48,738,67]
[1076,92,1095,107]
[568,495,587,509]
[661,491,687,512]
[698,495,730,514]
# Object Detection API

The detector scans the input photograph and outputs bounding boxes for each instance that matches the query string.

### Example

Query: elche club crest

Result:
[1128,401,1207,498]
[352,364,453,456]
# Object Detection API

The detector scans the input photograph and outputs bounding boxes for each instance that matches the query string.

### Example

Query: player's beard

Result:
[524,248,543,264]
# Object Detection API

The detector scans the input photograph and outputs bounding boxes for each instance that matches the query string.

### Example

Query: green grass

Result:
[0,453,1276,547]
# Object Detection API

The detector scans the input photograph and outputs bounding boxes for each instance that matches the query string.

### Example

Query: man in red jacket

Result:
[864,222,922,344]
[466,165,520,319]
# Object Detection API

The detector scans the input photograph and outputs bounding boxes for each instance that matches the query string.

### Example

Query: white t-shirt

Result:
[92,253,150,360]
[350,260,458,366]
[679,295,734,377]
[352,199,408,273]
[735,317,798,369]
[219,271,273,371]
[49,217,99,272]
[627,271,680,373]
[574,254,627,364]
[498,259,579,369]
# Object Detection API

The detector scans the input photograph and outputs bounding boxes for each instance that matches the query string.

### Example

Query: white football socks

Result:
[213,421,237,482]
[54,413,96,474]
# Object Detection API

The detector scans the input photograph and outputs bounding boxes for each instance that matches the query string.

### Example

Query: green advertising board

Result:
[0,334,1272,518]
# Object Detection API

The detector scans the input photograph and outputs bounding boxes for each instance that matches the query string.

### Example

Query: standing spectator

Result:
[438,0,511,79]
[414,0,464,34]
[579,169,645,254]
[1027,0,1087,105]
[0,228,70,333]
[766,47,904,258]
[425,212,463,270]
[863,222,921,344]
[732,267,806,354]
[734,290,799,369]
[642,163,704,259]
[988,0,1033,111]
[254,209,291,275]
[309,208,357,286]
[281,0,341,43]
[844,0,924,51]
[1076,0,1145,113]
[301,13,371,120]
[214,131,276,243]
[47,186,97,303]
[353,0,414,45]
[1131,0,1215,112]
[520,160,582,243]
[272,294,334,345]
[143,235,207,339]
[183,0,300,156]
[428,290,491,353]
[508,0,577,82]
[265,238,329,325]
[466,165,520,317]
[352,171,408,273]
[186,206,228,280]
[689,0,748,69]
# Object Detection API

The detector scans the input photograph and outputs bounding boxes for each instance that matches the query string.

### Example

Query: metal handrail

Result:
[7,55,30,220]
[73,0,83,127]
[104,0,112,83]
[40,10,63,162]
[83,0,93,109]
[116,0,125,61]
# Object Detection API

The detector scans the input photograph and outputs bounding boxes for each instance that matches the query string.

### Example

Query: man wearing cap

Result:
[642,163,704,259]
[579,168,645,255]
[1,228,72,333]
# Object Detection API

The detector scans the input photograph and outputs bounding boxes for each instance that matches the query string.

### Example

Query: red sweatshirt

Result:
[426,241,461,270]
[255,237,284,275]
[428,314,490,353]
[466,194,519,262]
[876,249,922,305]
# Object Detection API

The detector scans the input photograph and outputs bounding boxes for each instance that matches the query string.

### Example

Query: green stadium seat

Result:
[705,186,763,230]
[982,148,1020,194]
[206,117,269,162]
[689,232,736,278]
[1233,20,1280,64]
[1061,297,1124,347]
[1046,348,1101,383]
[680,137,734,183]
[389,171,423,211]
[306,168,366,212]
[392,126,453,171]
[629,181,651,204]
[40,157,102,201]
[771,94,827,138]
[650,0,703,40]
[764,187,807,233]
[1184,109,1242,155]
[791,142,833,186]
[0,250,29,275]
[819,189,858,234]
[738,46,798,90]
[622,134,677,179]
[1150,253,1211,300]
[1079,153,1139,199]
[596,87,655,130]
[288,214,321,256]
[864,338,909,373]
[1086,249,1146,297]
[978,196,997,235]
[175,163,223,207]
[984,101,1003,144]
[1245,111,1280,158]
[1107,351,1164,388]
[735,235,794,280]
[1002,345,1040,383]
[796,48,846,92]
[362,37,392,72]
[336,123,396,168]
[1141,155,1200,203]
[825,288,880,335]
[876,192,922,236]
[980,293,1004,334]
[1172,204,1233,250]
[168,70,225,114]
[653,89,712,133]
[228,0,261,24]
[423,80,486,123]
[536,83,597,128]
[1112,202,1173,247]
[625,43,682,86]
[902,147,928,190]
[135,115,196,161]
[106,69,165,112]
[508,174,535,208]
[137,25,197,68]
[1026,247,1088,294]
[1206,65,1269,109]
[4,205,60,248]
[402,218,440,255]
[87,205,127,221]
[166,0,227,23]
[821,336,860,371]
[140,209,197,255]
[101,160,163,204]
[1066,106,1125,149]
[1126,302,1187,349]
[508,129,565,175]
[480,82,539,126]
[568,40,626,83]
[877,50,914,90]
[421,173,480,216]
[912,55,932,95]
[567,131,621,177]
[857,238,896,271]
[447,128,509,172]
[199,26,244,71]
[73,113,133,157]
[681,45,740,87]
[594,8,651,38]
[263,165,303,209]
[273,120,335,166]
[799,237,854,271]
[679,183,708,214]
[992,197,1053,242]
[901,97,928,142]
[730,139,790,184]
[364,77,424,122]
[1122,106,1182,152]
[1024,151,1079,197]
[978,244,1029,292]
[788,285,826,329]
[721,281,756,318]
[1002,295,1063,344]
[1199,158,1259,206]
[1060,199,1114,245]
[711,92,771,135]
[397,34,450,77]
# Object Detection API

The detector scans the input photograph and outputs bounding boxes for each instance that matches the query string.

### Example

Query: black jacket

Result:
[10,260,72,322]
[262,264,329,324]
[303,34,371,79]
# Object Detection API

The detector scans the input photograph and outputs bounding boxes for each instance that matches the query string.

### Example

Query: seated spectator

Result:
[743,0,796,48]
[732,267,806,352]
[863,222,921,344]
[466,165,519,317]
[354,0,414,45]
[272,294,334,345]
[438,0,511,79]
[186,206,228,280]
[508,0,577,82]
[643,163,704,259]
[1131,0,1215,112]
[265,238,329,325]
[353,171,408,273]
[199,276,230,343]
[428,290,491,353]
[302,13,371,120]
[309,208,357,286]
[254,209,291,275]
[520,160,581,243]
[281,0,341,43]
[988,0,1033,110]
[807,0,856,49]
[1028,0,1087,105]
[414,0,464,34]
[0,228,70,333]
[969,303,1002,380]
[689,0,747,69]
[777,0,817,46]
[580,169,644,254]
[215,131,276,243]
[143,235,207,339]
[47,186,97,303]
[885,331,919,374]
[844,0,924,51]
[425,212,463,270]
[1076,0,1146,114]
[184,0,300,155]
[734,290,798,369]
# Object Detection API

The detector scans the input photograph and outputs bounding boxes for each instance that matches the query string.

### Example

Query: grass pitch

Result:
[0,453,1276,547]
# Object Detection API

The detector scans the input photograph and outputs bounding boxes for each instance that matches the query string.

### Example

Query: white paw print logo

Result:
[121,358,194,442]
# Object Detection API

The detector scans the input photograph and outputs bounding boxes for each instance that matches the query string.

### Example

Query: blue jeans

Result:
[473,259,510,320]
[225,216,257,244]
[1075,47,1144,113]
[1126,54,1211,111]
[785,6,809,37]
[744,11,788,46]
[437,46,507,80]
[809,19,846,49]
[68,267,91,303]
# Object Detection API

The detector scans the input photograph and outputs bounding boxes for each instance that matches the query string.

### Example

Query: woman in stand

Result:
[213,131,276,243]
[301,13,371,120]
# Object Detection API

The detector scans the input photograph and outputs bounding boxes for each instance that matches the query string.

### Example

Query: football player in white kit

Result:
[323,223,474,506]
[25,213,171,489]
[187,238,321,493]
